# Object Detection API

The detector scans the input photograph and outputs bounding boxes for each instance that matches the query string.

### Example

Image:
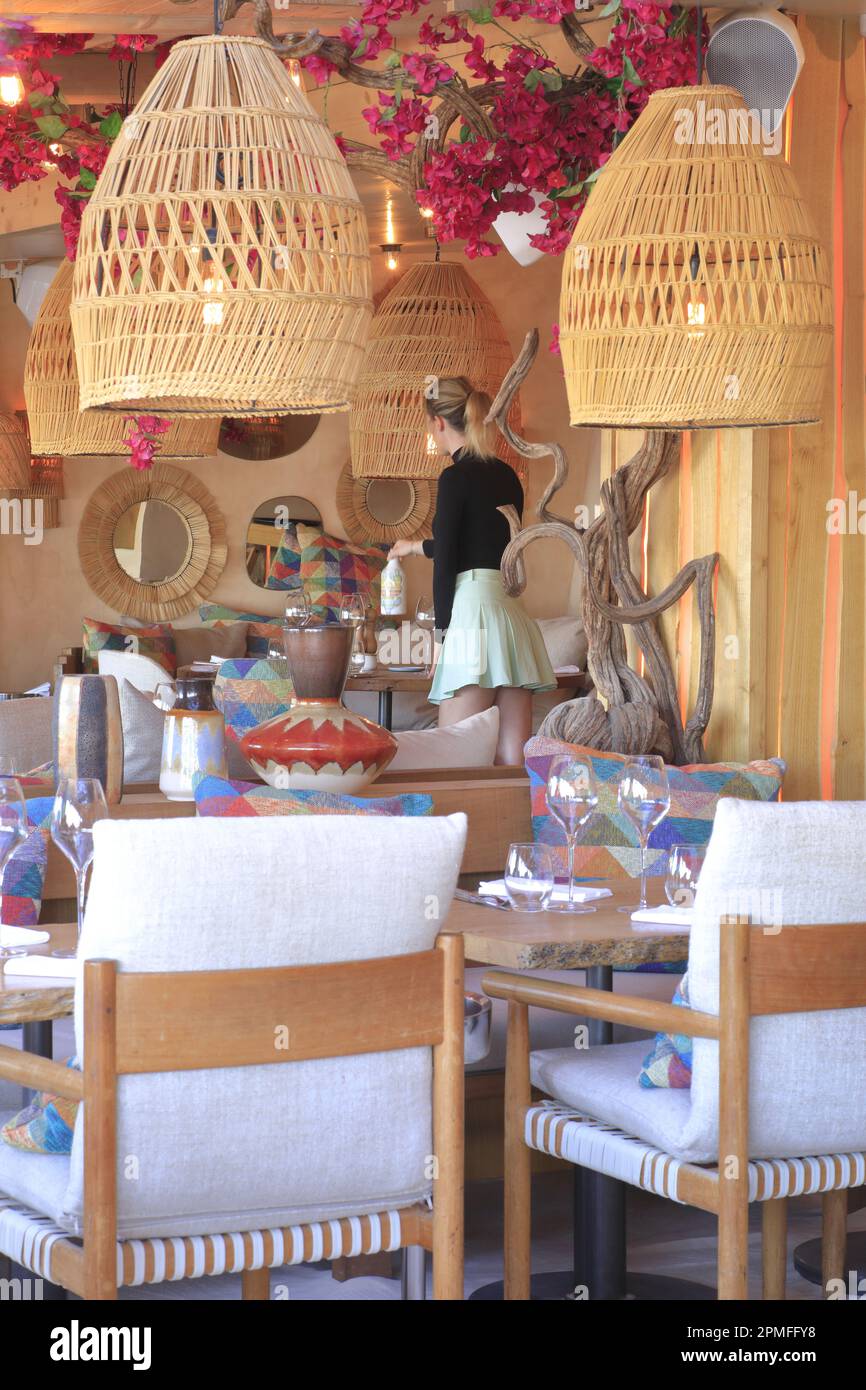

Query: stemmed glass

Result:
[284,585,312,627]
[415,596,436,672]
[617,755,671,913]
[665,844,705,910]
[348,626,367,677]
[0,774,28,960]
[50,778,109,956]
[545,755,599,914]
[339,593,367,628]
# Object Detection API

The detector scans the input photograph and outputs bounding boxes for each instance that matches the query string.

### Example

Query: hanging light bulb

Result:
[381,243,402,272]
[285,59,303,89]
[0,71,24,107]
[686,244,707,340]
[202,272,225,326]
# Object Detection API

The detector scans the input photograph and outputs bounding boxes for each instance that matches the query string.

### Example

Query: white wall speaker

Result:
[706,7,805,136]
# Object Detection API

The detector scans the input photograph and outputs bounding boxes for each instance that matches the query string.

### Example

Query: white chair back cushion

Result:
[97,649,170,694]
[0,697,52,772]
[683,798,866,1160]
[63,813,466,1238]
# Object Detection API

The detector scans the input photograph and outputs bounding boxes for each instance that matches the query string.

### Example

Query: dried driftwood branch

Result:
[489,334,719,763]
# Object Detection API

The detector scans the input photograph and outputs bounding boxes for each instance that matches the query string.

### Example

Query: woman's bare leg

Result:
[437,685,497,728]
[494,687,533,765]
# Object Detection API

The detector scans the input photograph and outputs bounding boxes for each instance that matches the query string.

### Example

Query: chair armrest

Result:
[482,971,720,1040]
[0,1044,84,1100]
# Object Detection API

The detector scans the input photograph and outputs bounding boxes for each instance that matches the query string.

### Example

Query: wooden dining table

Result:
[346,666,592,730]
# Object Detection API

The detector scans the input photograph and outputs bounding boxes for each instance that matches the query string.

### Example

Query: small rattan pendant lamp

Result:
[349,259,523,480]
[559,84,833,429]
[71,33,372,417]
[25,261,220,457]
[0,413,30,496]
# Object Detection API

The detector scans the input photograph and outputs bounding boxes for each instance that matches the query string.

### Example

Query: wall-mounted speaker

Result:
[706,7,805,136]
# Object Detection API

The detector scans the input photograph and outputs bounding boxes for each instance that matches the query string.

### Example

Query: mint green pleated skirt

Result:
[429,569,557,705]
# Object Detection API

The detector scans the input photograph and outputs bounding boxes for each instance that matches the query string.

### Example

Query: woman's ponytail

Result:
[424,376,496,458]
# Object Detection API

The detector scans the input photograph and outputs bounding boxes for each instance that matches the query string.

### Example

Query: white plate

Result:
[386,665,426,673]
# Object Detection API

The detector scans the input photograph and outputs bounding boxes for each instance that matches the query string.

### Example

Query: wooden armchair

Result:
[486,795,866,1300]
[0,813,468,1300]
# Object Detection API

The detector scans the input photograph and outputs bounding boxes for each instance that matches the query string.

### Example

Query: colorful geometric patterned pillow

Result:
[264,523,303,590]
[82,617,176,676]
[199,604,285,658]
[193,774,433,819]
[526,737,786,881]
[638,976,693,1089]
[296,523,388,624]
[1,796,54,927]
[1,1057,80,1153]
[214,658,294,746]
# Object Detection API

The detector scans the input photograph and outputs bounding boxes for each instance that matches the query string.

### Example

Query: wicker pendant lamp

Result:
[0,413,30,496]
[559,86,833,429]
[24,456,63,529]
[349,260,524,480]
[71,35,372,418]
[25,261,220,458]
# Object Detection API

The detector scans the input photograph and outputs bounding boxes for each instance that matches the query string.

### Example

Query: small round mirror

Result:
[113,499,193,584]
[246,494,322,587]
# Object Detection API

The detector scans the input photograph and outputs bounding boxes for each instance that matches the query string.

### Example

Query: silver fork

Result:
[454,887,512,912]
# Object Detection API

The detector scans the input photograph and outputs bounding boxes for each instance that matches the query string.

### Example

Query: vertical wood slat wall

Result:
[599,16,863,800]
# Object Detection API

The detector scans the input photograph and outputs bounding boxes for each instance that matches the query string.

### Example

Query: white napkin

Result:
[480,878,612,904]
[1,954,77,978]
[0,925,50,947]
[630,904,694,930]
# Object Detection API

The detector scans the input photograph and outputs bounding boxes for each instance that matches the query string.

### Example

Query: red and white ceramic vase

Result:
[241,625,396,793]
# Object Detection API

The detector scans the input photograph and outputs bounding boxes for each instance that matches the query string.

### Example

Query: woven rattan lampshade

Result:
[349,260,523,480]
[560,85,833,430]
[25,455,63,529]
[71,35,372,418]
[25,261,220,458]
[0,413,30,495]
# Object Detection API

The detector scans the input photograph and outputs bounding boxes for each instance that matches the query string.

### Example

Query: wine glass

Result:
[339,593,367,628]
[50,778,109,956]
[415,596,436,669]
[545,756,599,914]
[617,755,671,913]
[348,626,367,677]
[504,843,555,913]
[0,775,28,960]
[665,844,705,910]
[284,585,311,627]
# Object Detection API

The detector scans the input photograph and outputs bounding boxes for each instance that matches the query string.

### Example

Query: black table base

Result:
[469,1271,716,1301]
[793,1232,866,1291]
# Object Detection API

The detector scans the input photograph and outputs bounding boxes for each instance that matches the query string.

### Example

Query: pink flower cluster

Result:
[122,416,172,471]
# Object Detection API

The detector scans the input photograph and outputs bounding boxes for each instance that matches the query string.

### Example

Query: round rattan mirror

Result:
[336,461,436,545]
[79,464,227,622]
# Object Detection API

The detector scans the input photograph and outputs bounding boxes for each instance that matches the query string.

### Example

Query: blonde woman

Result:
[389,376,555,765]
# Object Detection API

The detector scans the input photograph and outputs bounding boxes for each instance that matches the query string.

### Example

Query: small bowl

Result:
[464,992,492,1065]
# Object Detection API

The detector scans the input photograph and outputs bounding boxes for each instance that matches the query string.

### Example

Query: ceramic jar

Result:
[159,677,227,802]
[240,624,396,793]
[54,673,124,804]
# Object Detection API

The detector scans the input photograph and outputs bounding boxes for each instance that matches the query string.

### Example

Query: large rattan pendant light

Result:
[559,85,833,429]
[71,34,372,417]
[350,260,523,480]
[25,261,220,458]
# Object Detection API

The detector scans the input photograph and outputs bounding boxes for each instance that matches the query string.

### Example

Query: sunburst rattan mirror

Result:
[78,463,227,621]
[336,461,436,545]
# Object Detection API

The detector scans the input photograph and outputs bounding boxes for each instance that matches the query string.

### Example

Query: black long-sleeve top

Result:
[421,448,523,631]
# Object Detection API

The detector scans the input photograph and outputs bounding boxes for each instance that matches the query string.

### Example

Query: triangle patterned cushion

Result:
[296,522,388,624]
[213,658,293,746]
[525,737,786,882]
[199,605,285,659]
[263,523,302,590]
[1,796,54,927]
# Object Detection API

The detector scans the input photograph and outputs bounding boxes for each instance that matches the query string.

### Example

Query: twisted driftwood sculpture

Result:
[487,331,719,765]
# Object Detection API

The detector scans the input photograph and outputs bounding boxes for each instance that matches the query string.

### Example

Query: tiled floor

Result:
[1,1021,855,1301]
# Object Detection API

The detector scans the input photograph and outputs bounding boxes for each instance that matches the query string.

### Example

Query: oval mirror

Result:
[219,414,320,461]
[113,499,194,584]
[246,494,322,587]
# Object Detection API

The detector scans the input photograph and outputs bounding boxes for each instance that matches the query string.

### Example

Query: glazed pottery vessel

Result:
[241,625,396,792]
[54,674,124,804]
[159,676,227,802]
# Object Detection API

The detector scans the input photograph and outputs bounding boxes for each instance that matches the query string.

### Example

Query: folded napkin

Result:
[0,925,50,947]
[630,904,694,930]
[1,954,77,978]
[480,878,612,904]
